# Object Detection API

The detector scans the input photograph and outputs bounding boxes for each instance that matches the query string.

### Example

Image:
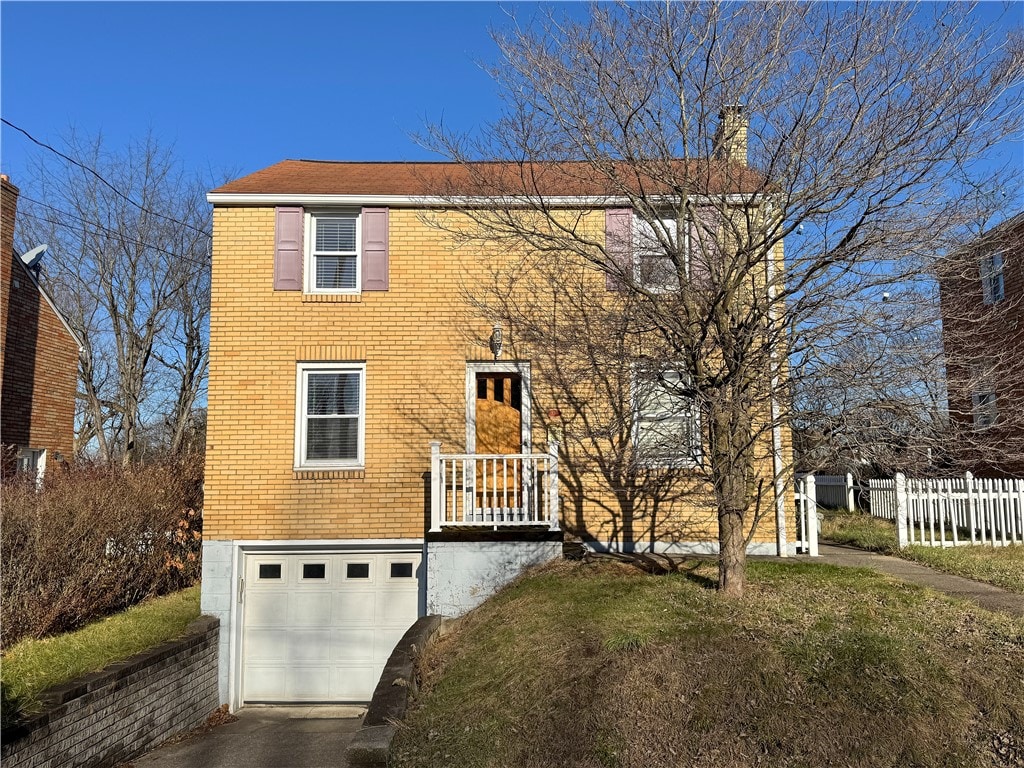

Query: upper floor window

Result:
[633,367,701,467]
[295,363,365,469]
[980,252,1004,304]
[634,215,681,292]
[307,212,360,293]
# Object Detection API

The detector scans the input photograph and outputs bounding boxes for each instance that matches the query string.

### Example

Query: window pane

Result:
[315,255,357,289]
[259,563,282,579]
[635,368,699,463]
[308,373,360,415]
[347,563,370,579]
[302,563,326,579]
[635,216,679,290]
[306,417,358,460]
[316,216,356,252]
[391,562,414,578]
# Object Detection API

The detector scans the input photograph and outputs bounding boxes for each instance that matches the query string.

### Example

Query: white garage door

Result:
[241,551,421,702]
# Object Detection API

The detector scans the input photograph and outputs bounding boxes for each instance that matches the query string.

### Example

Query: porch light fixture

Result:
[489,324,503,360]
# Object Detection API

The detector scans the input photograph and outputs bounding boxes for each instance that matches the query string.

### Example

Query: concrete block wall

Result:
[1,617,220,768]
[426,539,563,616]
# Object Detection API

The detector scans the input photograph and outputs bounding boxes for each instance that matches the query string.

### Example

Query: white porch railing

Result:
[794,474,820,556]
[869,473,1024,548]
[429,441,560,532]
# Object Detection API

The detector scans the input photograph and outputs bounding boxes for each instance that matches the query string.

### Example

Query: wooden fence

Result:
[868,473,1024,548]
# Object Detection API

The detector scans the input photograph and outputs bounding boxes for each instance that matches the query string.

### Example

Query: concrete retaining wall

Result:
[426,539,562,616]
[1,616,221,768]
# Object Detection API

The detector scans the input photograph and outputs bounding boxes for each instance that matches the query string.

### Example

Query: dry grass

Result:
[392,559,1024,768]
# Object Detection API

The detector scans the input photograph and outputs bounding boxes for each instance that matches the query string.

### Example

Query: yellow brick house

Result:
[202,130,795,708]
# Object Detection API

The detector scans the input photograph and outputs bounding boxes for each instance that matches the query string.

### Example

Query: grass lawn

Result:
[821,511,1024,594]
[1,585,201,724]
[392,559,1024,768]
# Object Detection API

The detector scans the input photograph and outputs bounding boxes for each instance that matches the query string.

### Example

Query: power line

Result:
[19,205,210,269]
[2,117,213,238]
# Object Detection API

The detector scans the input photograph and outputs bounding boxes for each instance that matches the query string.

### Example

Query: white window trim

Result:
[294,362,366,470]
[304,210,362,294]
[631,365,702,468]
[633,213,686,293]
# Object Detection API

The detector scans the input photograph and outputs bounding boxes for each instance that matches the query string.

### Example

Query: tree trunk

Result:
[709,393,754,597]
[718,507,746,597]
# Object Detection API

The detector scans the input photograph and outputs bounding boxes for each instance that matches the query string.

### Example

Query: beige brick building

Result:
[202,156,795,708]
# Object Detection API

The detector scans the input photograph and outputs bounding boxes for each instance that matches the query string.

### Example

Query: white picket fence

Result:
[794,474,820,556]
[868,473,1024,548]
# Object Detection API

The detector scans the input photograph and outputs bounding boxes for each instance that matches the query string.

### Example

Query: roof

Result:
[210,159,767,199]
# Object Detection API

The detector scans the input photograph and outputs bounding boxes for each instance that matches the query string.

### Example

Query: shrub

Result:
[0,456,203,649]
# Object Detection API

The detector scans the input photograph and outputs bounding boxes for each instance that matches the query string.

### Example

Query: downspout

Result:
[765,204,788,557]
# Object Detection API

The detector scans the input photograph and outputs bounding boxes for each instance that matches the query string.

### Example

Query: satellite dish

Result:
[20,244,47,270]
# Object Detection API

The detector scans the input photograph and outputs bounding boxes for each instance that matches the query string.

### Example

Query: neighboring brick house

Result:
[939,211,1024,475]
[0,175,80,481]
[202,126,794,708]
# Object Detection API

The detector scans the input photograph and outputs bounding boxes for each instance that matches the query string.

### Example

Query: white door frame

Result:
[465,361,532,454]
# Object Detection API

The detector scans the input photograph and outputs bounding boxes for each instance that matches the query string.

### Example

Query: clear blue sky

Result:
[1,2,529,183]
[1,1,1021,190]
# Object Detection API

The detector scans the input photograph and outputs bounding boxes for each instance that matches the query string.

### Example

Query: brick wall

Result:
[0,175,78,465]
[1,617,220,768]
[206,205,794,548]
[939,213,1024,474]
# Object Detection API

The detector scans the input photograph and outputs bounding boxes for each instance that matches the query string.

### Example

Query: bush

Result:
[0,456,203,649]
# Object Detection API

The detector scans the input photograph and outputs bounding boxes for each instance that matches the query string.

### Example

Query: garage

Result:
[240,551,421,703]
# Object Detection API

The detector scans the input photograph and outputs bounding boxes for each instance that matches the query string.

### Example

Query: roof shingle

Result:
[211,159,766,198]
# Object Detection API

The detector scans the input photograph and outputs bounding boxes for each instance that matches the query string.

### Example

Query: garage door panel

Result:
[242,550,421,703]
[332,591,377,624]
[331,629,375,662]
[245,629,290,661]
[377,590,418,623]
[289,666,333,700]
[330,667,379,700]
[243,666,287,701]
[290,593,333,625]
[246,594,290,625]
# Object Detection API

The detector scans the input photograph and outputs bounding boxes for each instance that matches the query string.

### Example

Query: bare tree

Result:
[420,2,1023,595]
[16,132,211,464]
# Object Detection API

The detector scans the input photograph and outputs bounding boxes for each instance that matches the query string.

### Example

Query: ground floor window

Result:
[295,362,366,469]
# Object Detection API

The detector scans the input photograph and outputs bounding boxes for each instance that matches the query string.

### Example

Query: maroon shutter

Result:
[689,206,721,289]
[361,207,389,291]
[605,208,633,291]
[274,207,303,291]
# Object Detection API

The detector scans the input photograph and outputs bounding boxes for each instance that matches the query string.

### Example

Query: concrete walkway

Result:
[817,543,1024,618]
[125,706,365,768]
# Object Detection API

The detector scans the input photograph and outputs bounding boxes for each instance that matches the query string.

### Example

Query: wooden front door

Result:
[474,373,523,518]
[475,373,522,454]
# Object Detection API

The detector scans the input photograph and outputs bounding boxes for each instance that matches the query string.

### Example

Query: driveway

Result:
[125,706,365,768]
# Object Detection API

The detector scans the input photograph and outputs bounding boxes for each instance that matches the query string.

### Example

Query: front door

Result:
[475,373,522,454]
[473,373,524,519]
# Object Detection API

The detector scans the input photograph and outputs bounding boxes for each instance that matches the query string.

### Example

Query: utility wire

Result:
[2,117,213,238]
[19,206,210,269]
